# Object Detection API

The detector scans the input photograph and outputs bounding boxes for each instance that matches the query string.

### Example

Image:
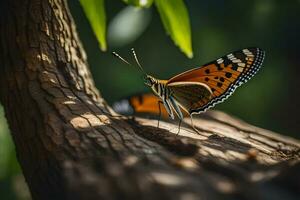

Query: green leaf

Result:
[155,0,193,58]
[80,0,107,51]
[123,0,154,8]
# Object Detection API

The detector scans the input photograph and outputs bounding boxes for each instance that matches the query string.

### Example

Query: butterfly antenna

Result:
[112,51,131,66]
[131,48,145,73]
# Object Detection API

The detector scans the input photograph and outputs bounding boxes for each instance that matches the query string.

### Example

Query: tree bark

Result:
[0,0,299,200]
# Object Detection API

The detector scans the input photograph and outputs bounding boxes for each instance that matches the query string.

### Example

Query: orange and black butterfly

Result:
[112,47,265,133]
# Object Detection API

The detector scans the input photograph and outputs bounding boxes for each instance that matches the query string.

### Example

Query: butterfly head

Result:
[143,75,157,87]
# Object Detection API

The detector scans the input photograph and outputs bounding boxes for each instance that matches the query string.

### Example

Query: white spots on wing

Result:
[232,58,242,63]
[243,49,251,53]
[227,53,235,59]
[237,67,244,72]
[227,53,242,64]
[217,58,224,64]
[238,63,246,67]
[243,49,254,57]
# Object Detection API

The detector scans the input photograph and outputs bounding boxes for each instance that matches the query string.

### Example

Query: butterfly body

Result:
[144,75,167,98]
[144,75,213,120]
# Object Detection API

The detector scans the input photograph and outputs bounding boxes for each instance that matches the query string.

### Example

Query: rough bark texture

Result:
[0,0,299,200]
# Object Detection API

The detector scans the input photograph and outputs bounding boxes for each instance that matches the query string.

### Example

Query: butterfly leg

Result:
[157,100,163,128]
[190,114,201,135]
[176,119,182,136]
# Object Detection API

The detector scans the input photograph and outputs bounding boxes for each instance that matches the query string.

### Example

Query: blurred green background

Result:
[1,0,300,199]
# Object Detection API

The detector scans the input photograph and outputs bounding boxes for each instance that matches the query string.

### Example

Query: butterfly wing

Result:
[167,82,213,114]
[167,47,265,114]
[112,93,171,118]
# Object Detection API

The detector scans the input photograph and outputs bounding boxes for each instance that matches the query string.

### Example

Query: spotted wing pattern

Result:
[167,47,265,114]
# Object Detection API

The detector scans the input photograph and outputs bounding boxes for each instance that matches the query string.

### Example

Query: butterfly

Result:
[112,47,265,134]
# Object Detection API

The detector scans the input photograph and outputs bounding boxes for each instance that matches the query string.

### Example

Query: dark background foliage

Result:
[1,1,299,199]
